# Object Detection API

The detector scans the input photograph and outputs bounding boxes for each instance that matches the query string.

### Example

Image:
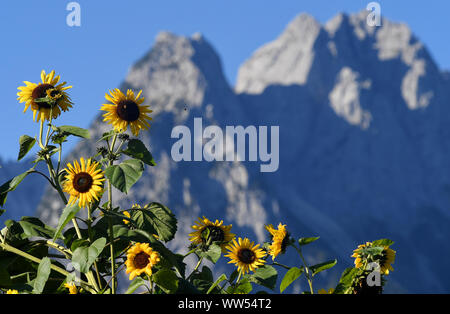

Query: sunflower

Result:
[265,223,289,260]
[318,288,334,294]
[189,216,235,251]
[64,282,78,294]
[225,237,266,274]
[63,157,105,209]
[125,242,160,280]
[6,289,18,294]
[123,211,131,224]
[17,70,72,122]
[100,89,152,136]
[351,242,396,275]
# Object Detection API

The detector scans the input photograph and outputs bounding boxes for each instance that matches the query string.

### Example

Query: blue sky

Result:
[1,0,449,160]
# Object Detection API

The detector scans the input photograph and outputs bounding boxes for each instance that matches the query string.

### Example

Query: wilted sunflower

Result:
[63,157,105,208]
[17,70,72,122]
[100,89,152,136]
[225,237,266,274]
[189,216,235,251]
[64,282,78,294]
[351,242,396,275]
[125,242,160,280]
[265,223,289,260]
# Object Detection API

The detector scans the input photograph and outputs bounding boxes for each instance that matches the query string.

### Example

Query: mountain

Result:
[32,10,450,293]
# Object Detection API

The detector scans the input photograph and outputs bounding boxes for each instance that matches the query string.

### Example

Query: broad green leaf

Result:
[18,217,56,239]
[58,125,90,139]
[197,244,221,264]
[33,257,51,294]
[334,267,360,294]
[372,239,394,247]
[122,139,156,166]
[248,265,278,290]
[206,274,227,294]
[18,135,36,161]
[132,202,177,242]
[105,159,144,194]
[0,169,34,207]
[71,237,106,274]
[280,266,304,293]
[153,269,179,294]
[227,278,253,294]
[310,259,337,277]
[298,237,320,246]
[53,204,81,241]
[125,277,146,294]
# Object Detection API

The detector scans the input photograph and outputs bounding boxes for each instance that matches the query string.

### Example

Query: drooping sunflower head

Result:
[63,157,105,209]
[64,282,78,294]
[265,223,290,260]
[189,216,235,251]
[100,89,152,136]
[17,70,73,122]
[225,237,266,274]
[351,241,396,275]
[125,242,160,280]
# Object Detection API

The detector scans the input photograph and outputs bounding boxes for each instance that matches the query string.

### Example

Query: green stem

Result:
[187,256,204,280]
[107,133,118,294]
[293,244,314,294]
[0,242,95,293]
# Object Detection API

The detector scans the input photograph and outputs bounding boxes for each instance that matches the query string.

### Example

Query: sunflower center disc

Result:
[134,252,150,269]
[237,248,256,264]
[204,226,225,242]
[117,100,140,122]
[73,172,94,193]
[32,84,55,109]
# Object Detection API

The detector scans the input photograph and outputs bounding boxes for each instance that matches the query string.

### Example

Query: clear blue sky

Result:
[1,0,448,160]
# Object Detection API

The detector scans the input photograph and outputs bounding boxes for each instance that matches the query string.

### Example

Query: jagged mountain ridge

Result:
[32,11,450,292]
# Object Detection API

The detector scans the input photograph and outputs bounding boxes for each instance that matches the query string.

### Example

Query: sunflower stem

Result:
[292,244,314,294]
[107,133,118,294]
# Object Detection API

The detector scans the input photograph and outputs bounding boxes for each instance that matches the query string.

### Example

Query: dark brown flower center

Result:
[72,172,93,193]
[32,84,54,109]
[134,252,150,269]
[237,248,256,264]
[202,226,225,243]
[116,100,140,122]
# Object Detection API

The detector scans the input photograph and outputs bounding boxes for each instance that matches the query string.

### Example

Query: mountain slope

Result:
[35,11,450,293]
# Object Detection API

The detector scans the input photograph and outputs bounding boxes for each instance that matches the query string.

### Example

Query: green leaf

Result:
[122,139,156,166]
[372,239,394,247]
[310,259,337,277]
[334,267,360,294]
[53,204,81,241]
[125,277,146,294]
[0,169,34,207]
[132,202,177,242]
[33,257,51,294]
[153,269,179,294]
[206,274,227,294]
[197,244,222,264]
[280,266,304,293]
[71,237,106,274]
[18,217,56,239]
[104,159,144,194]
[298,237,320,246]
[18,135,36,161]
[248,265,278,290]
[58,125,90,139]
[0,268,12,287]
[228,278,253,294]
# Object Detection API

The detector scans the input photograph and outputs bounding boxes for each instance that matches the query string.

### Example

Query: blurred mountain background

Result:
[2,7,450,293]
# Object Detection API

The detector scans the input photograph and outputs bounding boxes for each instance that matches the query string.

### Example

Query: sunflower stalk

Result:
[292,244,314,294]
[107,133,118,294]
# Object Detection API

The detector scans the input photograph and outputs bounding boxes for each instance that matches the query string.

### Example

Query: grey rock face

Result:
[33,11,450,292]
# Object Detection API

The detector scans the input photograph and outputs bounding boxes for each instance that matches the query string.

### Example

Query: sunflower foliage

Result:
[0,70,397,295]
